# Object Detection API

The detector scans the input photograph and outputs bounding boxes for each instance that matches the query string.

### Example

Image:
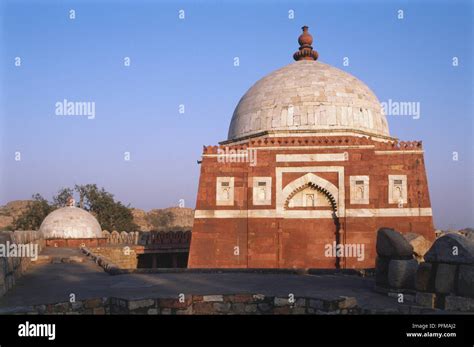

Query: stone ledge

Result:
[87,265,376,276]
[80,246,121,274]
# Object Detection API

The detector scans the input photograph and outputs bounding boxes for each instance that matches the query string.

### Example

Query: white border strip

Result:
[194,208,432,219]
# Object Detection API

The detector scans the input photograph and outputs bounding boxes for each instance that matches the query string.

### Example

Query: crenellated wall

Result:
[202,136,423,154]
[101,230,140,245]
[101,230,191,248]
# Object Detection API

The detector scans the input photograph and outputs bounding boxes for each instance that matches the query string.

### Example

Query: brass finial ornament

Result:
[293,26,319,61]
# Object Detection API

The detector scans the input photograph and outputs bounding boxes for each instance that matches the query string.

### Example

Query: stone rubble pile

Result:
[375,228,474,312]
[375,227,417,289]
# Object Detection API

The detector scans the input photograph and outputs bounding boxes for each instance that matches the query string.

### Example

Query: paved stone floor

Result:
[0,248,407,311]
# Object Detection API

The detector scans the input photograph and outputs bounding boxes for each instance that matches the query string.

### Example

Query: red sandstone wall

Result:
[45,238,107,248]
[188,136,435,269]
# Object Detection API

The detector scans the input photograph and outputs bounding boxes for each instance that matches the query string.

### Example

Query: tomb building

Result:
[188,26,434,269]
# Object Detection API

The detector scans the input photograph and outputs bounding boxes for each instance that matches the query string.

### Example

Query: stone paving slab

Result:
[0,253,406,312]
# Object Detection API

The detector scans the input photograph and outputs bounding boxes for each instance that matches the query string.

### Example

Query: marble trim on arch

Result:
[276,166,345,218]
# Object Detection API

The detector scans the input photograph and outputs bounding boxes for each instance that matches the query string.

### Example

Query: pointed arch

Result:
[284,182,337,211]
[281,172,342,269]
[282,173,339,210]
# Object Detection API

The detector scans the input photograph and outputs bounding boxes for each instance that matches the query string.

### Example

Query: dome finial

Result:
[66,196,75,207]
[293,25,319,61]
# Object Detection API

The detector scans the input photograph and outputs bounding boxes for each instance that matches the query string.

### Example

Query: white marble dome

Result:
[39,206,102,239]
[227,60,389,141]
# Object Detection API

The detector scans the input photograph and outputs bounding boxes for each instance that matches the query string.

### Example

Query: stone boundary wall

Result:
[0,293,361,315]
[114,294,361,315]
[0,292,450,315]
[0,230,45,298]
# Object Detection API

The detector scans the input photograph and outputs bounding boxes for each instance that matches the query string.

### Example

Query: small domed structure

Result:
[39,206,102,239]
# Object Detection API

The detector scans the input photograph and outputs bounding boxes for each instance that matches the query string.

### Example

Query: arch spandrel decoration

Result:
[281,173,339,215]
[284,182,337,211]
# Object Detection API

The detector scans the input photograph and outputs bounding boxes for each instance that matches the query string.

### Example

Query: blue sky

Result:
[0,0,472,229]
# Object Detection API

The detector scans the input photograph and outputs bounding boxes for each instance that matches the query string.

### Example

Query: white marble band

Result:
[194,208,432,219]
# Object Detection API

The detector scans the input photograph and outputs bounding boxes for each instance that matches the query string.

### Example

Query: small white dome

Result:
[228,60,389,141]
[39,206,102,239]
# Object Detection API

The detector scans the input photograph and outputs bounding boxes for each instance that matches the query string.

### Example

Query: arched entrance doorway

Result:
[280,173,341,268]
